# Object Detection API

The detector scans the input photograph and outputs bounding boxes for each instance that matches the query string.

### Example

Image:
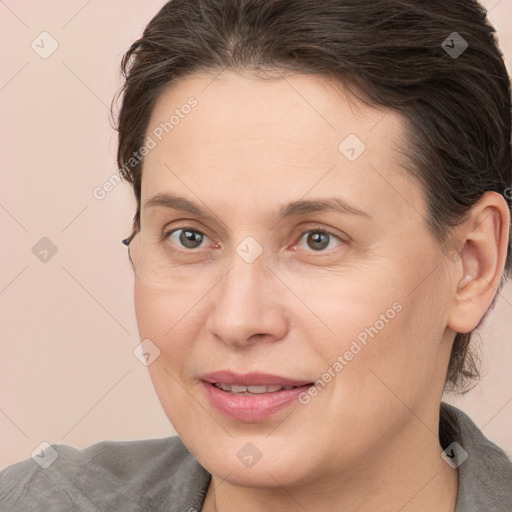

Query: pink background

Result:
[1,0,511,468]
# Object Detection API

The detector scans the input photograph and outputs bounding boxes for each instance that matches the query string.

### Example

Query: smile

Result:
[213,383,299,394]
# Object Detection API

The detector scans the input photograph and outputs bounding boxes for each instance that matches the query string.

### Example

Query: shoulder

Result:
[0,436,211,512]
[441,402,512,512]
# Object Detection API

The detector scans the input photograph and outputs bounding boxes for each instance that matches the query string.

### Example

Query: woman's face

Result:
[133,70,456,487]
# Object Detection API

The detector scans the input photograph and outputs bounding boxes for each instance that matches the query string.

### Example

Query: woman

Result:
[2,0,512,510]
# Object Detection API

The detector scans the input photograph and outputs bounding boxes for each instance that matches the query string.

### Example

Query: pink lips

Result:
[201,370,313,422]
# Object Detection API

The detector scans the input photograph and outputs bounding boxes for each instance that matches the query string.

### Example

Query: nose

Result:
[205,252,289,348]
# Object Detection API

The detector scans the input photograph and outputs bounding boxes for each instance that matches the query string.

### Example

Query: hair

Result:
[112,0,512,393]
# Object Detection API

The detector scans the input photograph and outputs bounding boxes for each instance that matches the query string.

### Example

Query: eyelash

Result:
[162,226,345,254]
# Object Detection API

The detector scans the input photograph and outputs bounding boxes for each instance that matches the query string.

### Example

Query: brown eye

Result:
[306,231,330,250]
[296,229,343,252]
[167,228,209,249]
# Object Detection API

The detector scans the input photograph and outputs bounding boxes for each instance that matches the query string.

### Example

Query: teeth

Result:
[214,383,296,394]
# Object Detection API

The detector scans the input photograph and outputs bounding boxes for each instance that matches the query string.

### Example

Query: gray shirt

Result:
[1,403,511,511]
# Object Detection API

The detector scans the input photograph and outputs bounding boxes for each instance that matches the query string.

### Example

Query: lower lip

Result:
[202,381,313,422]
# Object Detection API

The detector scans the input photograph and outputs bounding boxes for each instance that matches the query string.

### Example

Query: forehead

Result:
[145,70,398,158]
[140,70,426,227]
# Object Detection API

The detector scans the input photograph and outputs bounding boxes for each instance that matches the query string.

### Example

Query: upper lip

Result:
[201,371,312,387]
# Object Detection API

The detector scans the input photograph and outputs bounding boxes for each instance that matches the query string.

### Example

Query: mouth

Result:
[200,371,315,420]
[201,370,313,388]
[211,382,307,395]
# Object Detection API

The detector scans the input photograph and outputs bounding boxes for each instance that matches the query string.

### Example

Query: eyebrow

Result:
[144,193,371,223]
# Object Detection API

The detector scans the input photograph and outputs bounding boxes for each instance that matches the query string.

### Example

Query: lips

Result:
[200,370,315,421]
[213,383,297,394]
[201,370,312,387]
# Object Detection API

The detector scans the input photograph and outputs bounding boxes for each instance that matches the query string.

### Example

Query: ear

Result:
[447,191,510,333]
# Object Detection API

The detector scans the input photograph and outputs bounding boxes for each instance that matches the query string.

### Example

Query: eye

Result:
[294,229,343,252]
[166,227,210,250]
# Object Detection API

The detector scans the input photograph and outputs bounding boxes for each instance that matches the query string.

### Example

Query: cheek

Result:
[133,277,206,342]
[133,283,194,437]
[296,264,446,406]
[133,278,212,409]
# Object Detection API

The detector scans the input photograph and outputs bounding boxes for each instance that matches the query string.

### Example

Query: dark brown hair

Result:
[112,0,512,392]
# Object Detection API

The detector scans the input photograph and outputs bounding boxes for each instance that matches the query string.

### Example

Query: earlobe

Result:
[447,191,510,334]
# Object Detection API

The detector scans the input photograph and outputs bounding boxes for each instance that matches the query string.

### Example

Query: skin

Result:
[130,70,510,511]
